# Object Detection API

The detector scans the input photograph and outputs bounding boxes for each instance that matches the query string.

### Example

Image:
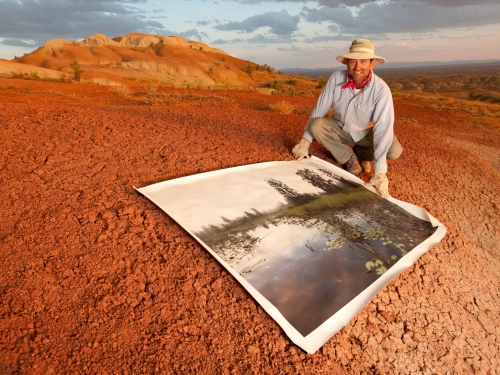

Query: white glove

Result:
[367,173,390,198]
[292,139,311,160]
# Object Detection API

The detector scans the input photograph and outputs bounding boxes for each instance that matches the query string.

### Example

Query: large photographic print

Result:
[137,157,446,353]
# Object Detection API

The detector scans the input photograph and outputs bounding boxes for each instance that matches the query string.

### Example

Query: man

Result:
[292,39,402,198]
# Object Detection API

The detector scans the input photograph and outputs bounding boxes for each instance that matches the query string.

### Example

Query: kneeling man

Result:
[292,39,402,198]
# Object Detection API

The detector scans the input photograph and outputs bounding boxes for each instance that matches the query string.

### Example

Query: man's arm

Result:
[293,73,338,160]
[367,81,394,198]
[371,85,395,174]
[301,73,338,143]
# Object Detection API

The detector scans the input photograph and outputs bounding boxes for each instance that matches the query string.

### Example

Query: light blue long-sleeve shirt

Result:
[302,69,395,173]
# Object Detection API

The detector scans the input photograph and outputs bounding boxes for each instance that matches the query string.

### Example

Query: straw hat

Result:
[336,39,386,66]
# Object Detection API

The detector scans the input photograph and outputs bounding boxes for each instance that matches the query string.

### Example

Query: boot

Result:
[361,160,372,173]
[343,153,362,175]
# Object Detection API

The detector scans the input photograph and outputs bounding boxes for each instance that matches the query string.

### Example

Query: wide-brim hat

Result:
[336,39,386,66]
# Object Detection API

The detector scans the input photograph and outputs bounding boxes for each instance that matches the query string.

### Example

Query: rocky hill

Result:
[0,33,284,90]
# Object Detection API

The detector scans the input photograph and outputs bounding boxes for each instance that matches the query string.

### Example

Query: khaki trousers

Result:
[309,118,403,164]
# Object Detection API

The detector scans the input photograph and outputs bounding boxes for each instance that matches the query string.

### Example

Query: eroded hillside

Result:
[1,33,317,93]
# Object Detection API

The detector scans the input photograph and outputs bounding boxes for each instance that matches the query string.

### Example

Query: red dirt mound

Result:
[0,78,498,374]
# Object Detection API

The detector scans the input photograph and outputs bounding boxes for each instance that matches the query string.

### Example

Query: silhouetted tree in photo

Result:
[244,211,256,218]
[296,168,342,194]
[265,178,317,206]
[318,168,359,189]
[265,178,300,202]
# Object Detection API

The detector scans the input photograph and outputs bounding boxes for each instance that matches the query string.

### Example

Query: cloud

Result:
[301,2,500,35]
[211,34,295,45]
[438,33,500,40]
[180,29,209,41]
[0,0,167,44]
[212,38,245,44]
[277,45,302,52]
[304,34,362,43]
[225,0,377,7]
[214,9,300,35]
[379,41,419,51]
[414,0,498,7]
[195,18,220,26]
[247,34,297,43]
[276,44,349,55]
[228,0,498,7]
[0,38,36,47]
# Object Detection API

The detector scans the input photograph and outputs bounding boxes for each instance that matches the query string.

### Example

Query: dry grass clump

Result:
[267,100,295,114]
[108,85,130,97]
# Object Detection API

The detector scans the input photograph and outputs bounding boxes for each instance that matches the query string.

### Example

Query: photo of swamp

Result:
[149,160,437,336]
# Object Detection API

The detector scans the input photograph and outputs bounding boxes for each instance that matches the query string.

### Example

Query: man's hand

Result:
[367,173,390,198]
[292,139,311,160]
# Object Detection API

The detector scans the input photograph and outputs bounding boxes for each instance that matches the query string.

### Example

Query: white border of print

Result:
[136,156,447,354]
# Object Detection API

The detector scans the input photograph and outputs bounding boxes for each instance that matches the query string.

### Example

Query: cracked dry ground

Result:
[0,78,499,374]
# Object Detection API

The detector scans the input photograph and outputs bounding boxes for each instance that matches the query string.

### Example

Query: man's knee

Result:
[309,118,330,139]
[387,139,403,160]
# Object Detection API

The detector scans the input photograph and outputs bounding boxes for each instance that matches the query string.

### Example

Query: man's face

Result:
[347,59,375,84]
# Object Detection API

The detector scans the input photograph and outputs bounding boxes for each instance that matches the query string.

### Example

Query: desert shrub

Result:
[258,64,274,73]
[220,56,226,62]
[145,86,157,97]
[193,79,203,89]
[262,80,282,89]
[29,72,40,80]
[11,72,27,79]
[60,74,71,83]
[286,79,297,86]
[267,100,295,114]
[199,47,203,51]
[316,78,327,88]
[242,64,257,74]
[69,60,83,82]
[164,75,176,88]
[109,85,130,97]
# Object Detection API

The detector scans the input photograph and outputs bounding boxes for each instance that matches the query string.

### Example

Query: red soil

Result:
[0,78,499,374]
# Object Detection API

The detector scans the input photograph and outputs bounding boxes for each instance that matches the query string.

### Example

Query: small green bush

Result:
[69,60,83,82]
[242,64,257,74]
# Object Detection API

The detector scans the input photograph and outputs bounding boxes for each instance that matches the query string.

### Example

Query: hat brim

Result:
[336,52,386,66]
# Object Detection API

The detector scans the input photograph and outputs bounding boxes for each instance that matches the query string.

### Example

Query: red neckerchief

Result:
[341,70,372,90]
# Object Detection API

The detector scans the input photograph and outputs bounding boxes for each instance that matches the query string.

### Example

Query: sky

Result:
[0,0,498,69]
